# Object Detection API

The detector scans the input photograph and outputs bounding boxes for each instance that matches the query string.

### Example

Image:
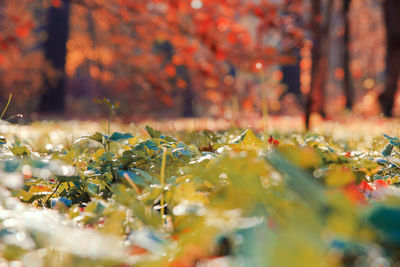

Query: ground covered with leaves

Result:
[1,120,400,266]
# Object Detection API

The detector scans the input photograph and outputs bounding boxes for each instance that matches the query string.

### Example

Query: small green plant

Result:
[94,97,120,151]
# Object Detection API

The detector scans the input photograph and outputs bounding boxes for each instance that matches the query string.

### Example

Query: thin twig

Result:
[160,147,167,224]
[123,173,142,194]
[0,93,12,121]
[46,180,61,205]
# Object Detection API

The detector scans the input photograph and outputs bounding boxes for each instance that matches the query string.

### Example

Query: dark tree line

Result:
[305,0,400,129]
[305,0,333,129]
[342,0,353,110]
[378,0,400,117]
[39,0,70,114]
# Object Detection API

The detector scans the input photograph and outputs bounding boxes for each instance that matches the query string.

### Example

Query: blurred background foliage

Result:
[0,0,398,125]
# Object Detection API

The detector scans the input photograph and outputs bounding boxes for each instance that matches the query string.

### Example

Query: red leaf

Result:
[268,136,273,144]
[374,179,388,188]
[344,152,352,158]
[345,184,367,204]
[357,180,373,192]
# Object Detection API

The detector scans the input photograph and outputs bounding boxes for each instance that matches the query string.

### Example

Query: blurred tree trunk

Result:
[343,0,353,109]
[177,66,194,117]
[305,0,333,129]
[378,0,400,117]
[39,0,70,114]
[280,49,302,105]
[182,84,194,117]
[0,1,4,105]
[280,1,303,107]
[154,41,194,117]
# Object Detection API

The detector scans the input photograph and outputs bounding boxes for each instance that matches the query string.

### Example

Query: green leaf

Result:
[109,132,133,141]
[172,147,193,157]
[119,150,135,167]
[58,176,80,183]
[88,182,100,195]
[383,134,400,148]
[145,140,159,151]
[161,134,177,142]
[88,132,105,143]
[132,167,159,184]
[145,125,162,138]
[4,159,20,172]
[10,145,30,156]
[381,143,394,157]
[99,152,115,162]
[145,125,176,142]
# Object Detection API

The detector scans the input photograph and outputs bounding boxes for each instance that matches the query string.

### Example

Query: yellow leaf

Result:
[93,148,105,161]
[175,175,195,183]
[174,182,208,203]
[326,213,356,237]
[278,144,321,168]
[326,166,355,187]
[128,137,139,145]
[241,129,265,147]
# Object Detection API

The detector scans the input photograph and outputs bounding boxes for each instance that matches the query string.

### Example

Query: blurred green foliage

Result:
[1,125,400,266]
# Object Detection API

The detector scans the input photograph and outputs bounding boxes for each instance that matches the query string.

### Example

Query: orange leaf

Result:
[51,0,62,7]
[165,65,176,77]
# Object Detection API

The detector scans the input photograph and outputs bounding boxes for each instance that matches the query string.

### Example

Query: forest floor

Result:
[0,117,400,266]
[8,114,399,142]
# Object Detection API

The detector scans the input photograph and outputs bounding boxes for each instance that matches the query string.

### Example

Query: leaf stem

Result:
[46,180,61,206]
[123,173,142,194]
[160,147,167,224]
[107,111,112,152]
[0,93,12,121]
[262,90,269,134]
